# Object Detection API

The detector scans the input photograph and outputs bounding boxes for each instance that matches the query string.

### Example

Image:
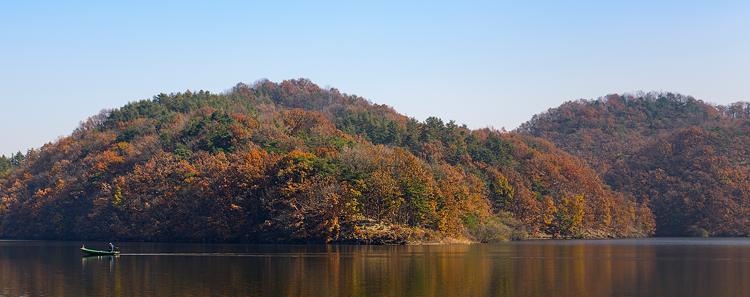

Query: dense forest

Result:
[3,79,712,243]
[520,93,750,236]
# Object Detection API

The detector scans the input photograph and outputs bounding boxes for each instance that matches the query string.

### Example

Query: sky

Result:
[2,0,749,157]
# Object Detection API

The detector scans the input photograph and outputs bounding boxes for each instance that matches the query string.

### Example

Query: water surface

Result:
[1,238,749,296]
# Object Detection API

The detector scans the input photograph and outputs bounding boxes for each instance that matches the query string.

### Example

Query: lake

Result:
[1,238,750,296]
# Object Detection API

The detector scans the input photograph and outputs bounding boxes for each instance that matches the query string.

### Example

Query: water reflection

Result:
[1,239,750,296]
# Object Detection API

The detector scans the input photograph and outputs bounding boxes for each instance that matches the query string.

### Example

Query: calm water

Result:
[2,238,750,296]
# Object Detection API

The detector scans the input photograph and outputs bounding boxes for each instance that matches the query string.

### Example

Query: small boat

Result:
[80,244,120,256]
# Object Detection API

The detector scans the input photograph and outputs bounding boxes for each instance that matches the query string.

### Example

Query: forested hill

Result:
[0,79,652,243]
[519,93,750,236]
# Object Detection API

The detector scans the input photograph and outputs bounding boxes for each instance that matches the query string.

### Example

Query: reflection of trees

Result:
[3,242,750,296]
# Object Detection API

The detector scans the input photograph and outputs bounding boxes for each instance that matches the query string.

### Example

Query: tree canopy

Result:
[519,92,750,236]
[0,80,668,242]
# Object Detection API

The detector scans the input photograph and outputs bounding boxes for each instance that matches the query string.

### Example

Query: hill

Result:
[519,92,750,236]
[0,79,652,243]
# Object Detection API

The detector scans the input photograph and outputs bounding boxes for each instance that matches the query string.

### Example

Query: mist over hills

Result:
[1,80,747,242]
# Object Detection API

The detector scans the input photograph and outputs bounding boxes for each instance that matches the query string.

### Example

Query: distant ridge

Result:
[519,92,750,236]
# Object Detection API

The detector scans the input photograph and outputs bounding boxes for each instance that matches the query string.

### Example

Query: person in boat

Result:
[110,243,115,252]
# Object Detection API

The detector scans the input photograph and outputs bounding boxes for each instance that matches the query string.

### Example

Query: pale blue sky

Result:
[2,0,749,157]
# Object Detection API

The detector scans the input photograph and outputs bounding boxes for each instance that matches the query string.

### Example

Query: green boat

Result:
[80,244,120,256]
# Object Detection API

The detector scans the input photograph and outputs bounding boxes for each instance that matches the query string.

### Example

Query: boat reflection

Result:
[81,254,117,272]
